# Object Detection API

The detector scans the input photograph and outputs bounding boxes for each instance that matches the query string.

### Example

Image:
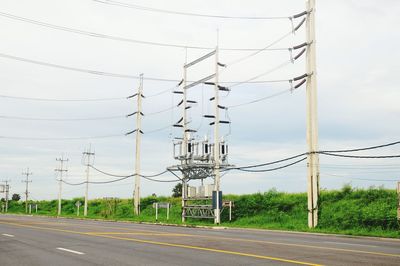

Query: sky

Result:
[0,0,400,201]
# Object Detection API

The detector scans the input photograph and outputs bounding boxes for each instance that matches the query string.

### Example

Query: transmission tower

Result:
[168,43,231,224]
[21,168,33,213]
[55,155,68,216]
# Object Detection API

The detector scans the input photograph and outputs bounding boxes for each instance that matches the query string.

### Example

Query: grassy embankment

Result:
[3,185,399,238]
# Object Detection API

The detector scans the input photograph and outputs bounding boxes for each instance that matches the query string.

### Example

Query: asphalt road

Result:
[0,214,399,266]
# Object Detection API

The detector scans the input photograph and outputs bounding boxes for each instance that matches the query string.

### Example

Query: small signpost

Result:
[222,201,234,221]
[153,202,171,221]
[397,182,400,221]
[75,201,81,216]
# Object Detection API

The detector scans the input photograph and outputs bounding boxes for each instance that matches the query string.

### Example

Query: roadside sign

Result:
[153,202,171,209]
[75,201,81,207]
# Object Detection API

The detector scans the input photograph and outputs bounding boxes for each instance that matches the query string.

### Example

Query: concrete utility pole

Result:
[134,74,144,216]
[213,40,221,224]
[83,145,95,217]
[1,180,10,212]
[397,181,400,221]
[55,155,68,216]
[181,50,188,223]
[22,168,33,213]
[305,0,320,228]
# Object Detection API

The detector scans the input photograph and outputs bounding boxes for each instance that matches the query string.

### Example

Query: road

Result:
[0,214,399,265]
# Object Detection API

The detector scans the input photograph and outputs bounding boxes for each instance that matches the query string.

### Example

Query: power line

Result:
[320,140,400,154]
[228,88,292,109]
[234,157,307,173]
[320,152,400,159]
[0,114,127,121]
[0,94,127,102]
[323,173,398,182]
[0,52,292,84]
[0,134,125,141]
[92,0,295,20]
[0,11,293,51]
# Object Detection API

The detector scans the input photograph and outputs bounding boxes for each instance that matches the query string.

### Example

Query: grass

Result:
[2,185,399,238]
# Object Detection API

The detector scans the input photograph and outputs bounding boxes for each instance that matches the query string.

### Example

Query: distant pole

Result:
[1,180,10,212]
[22,168,33,213]
[83,145,95,217]
[306,0,320,228]
[134,74,144,216]
[397,181,400,221]
[55,155,68,216]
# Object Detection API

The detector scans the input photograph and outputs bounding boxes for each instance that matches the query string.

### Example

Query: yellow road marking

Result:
[0,220,320,266]
[86,232,190,237]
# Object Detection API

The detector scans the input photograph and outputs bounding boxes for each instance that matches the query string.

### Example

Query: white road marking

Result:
[56,247,85,255]
[2,234,14,237]
[324,241,377,248]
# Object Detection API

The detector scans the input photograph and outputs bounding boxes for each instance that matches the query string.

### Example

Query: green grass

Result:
[3,185,399,238]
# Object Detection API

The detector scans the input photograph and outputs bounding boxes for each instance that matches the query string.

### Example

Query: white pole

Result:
[167,203,170,220]
[213,38,221,224]
[181,49,188,223]
[56,155,68,216]
[229,201,232,221]
[306,0,320,228]
[155,203,158,221]
[83,145,94,217]
[134,74,144,215]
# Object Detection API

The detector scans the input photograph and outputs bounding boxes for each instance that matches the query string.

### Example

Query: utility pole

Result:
[181,50,188,223]
[134,74,144,216]
[55,155,68,216]
[1,180,10,212]
[22,168,33,213]
[397,181,400,221]
[305,0,320,228]
[82,145,95,217]
[213,41,221,224]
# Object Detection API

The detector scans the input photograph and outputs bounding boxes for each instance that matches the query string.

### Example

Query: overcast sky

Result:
[1,0,400,201]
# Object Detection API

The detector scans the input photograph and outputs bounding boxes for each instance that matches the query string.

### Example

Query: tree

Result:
[0,198,5,202]
[172,183,182,197]
[12,193,21,201]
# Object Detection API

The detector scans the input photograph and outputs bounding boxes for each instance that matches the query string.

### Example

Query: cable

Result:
[320,140,400,154]
[230,152,308,170]
[93,0,292,20]
[145,86,174,98]
[320,152,400,159]
[228,60,293,88]
[0,11,293,51]
[0,52,292,84]
[90,165,179,182]
[323,173,398,182]
[0,134,125,141]
[228,88,292,109]
[0,94,127,102]
[0,52,178,82]
[144,124,172,134]
[145,106,176,116]
[0,114,127,121]
[233,157,307,173]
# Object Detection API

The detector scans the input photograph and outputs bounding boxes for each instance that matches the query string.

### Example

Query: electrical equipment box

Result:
[212,191,223,209]
[197,186,205,197]
[187,186,197,198]
[204,184,214,197]
[0,185,4,193]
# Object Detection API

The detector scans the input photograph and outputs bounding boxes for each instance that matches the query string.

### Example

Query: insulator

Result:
[219,120,230,124]
[178,79,184,86]
[293,73,308,81]
[126,112,137,117]
[140,112,145,116]
[218,105,227,110]
[125,129,137,135]
[173,91,183,94]
[209,97,215,101]
[218,85,230,91]
[173,124,183,128]
[218,62,226,67]
[176,117,183,124]
[294,79,307,89]
[185,129,197,133]
[294,17,306,31]
[294,48,306,60]
[209,122,215,126]
[127,93,138,99]
[177,99,184,107]
[187,100,197,104]
[204,115,215,118]
[204,82,215,86]
[293,42,308,50]
[139,130,144,134]
[185,106,192,110]
[293,10,308,19]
